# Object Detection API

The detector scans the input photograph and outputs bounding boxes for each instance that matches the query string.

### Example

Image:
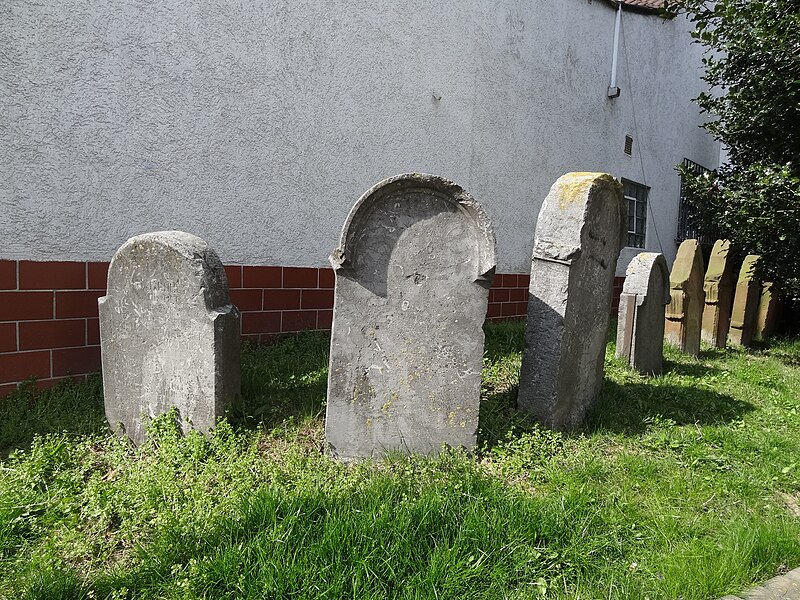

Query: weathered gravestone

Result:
[517,172,625,430]
[701,239,736,347]
[99,231,241,445]
[664,239,705,356]
[728,254,761,347]
[325,173,495,461]
[616,252,670,375]
[755,282,780,341]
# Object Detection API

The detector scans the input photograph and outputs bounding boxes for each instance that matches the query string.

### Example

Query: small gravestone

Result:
[728,255,761,347]
[755,282,779,341]
[701,239,736,347]
[517,172,625,430]
[99,231,241,445]
[325,173,495,460]
[616,252,670,375]
[664,239,705,356]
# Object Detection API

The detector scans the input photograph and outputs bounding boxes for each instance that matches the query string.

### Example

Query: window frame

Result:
[621,178,649,249]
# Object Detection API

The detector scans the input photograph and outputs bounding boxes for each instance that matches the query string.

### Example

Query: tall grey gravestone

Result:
[616,252,670,375]
[517,172,626,431]
[325,173,496,461]
[99,231,241,445]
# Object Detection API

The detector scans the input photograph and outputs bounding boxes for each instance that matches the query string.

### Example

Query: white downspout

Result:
[608,1,622,98]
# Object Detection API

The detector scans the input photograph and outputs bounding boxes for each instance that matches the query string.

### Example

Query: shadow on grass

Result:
[0,331,333,456]
[478,320,529,449]
[699,346,731,361]
[482,320,525,362]
[754,337,800,368]
[476,370,753,444]
[0,375,108,457]
[0,323,524,453]
[236,330,331,430]
[585,378,755,435]
[477,384,537,450]
[662,358,722,378]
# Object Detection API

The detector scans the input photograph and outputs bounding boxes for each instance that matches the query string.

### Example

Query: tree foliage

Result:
[665,0,800,298]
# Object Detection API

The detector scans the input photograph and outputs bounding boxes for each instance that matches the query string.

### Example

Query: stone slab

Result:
[702,239,736,347]
[755,282,780,341]
[664,239,705,356]
[729,254,761,347]
[99,231,241,445]
[325,173,495,460]
[616,252,670,375]
[518,172,625,430]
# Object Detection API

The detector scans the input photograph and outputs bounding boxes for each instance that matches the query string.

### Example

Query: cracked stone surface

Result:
[99,231,240,445]
[325,173,495,461]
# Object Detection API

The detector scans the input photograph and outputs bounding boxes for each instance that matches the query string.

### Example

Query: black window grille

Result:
[623,179,648,248]
[676,158,716,246]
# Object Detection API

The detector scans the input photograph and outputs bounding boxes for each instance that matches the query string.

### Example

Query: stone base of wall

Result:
[0,260,536,396]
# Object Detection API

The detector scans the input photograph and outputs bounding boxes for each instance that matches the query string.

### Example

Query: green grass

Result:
[1,323,799,599]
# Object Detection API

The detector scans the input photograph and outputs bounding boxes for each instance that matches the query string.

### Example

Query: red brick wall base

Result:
[0,260,540,396]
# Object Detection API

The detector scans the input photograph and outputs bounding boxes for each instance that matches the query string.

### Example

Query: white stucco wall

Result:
[1,0,719,273]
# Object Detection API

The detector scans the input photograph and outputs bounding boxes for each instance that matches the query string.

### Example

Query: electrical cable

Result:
[621,12,666,256]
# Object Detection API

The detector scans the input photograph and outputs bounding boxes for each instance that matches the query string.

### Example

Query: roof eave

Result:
[602,0,669,17]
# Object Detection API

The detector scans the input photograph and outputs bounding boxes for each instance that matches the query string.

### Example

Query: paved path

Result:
[721,567,800,599]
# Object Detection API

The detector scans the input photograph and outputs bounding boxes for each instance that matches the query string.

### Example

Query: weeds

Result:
[0,324,798,599]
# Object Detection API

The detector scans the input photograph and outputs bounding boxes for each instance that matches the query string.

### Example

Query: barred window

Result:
[623,179,648,248]
[676,158,714,245]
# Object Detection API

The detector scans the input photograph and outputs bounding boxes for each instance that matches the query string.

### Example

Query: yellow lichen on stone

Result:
[555,172,616,209]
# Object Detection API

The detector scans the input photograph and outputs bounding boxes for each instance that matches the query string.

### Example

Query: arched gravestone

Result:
[616,252,670,375]
[728,255,761,347]
[99,231,241,445]
[701,239,736,348]
[517,172,625,431]
[664,239,705,357]
[325,173,496,460]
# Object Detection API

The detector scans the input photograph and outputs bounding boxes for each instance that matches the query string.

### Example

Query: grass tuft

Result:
[0,324,799,599]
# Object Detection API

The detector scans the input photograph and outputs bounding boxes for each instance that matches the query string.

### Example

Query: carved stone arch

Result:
[331,173,496,286]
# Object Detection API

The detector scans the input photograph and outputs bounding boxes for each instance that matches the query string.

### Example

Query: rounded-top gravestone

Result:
[326,173,496,461]
[98,231,241,445]
[616,252,670,375]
